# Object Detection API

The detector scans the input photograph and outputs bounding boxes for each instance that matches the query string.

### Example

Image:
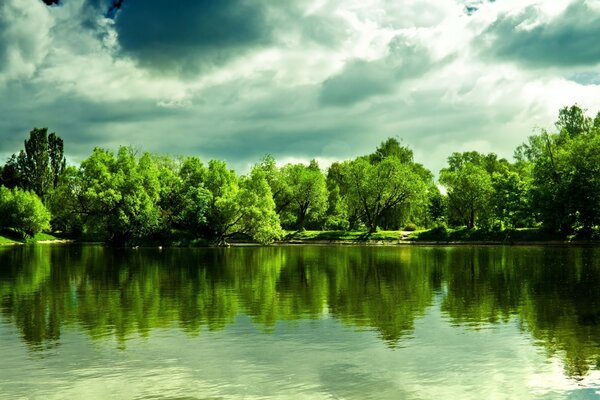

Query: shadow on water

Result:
[1,244,600,379]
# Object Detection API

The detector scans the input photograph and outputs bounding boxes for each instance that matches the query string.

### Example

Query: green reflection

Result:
[1,245,600,379]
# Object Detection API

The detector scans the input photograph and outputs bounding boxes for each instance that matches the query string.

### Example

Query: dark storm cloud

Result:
[320,38,432,106]
[480,1,600,67]
[320,60,395,106]
[105,0,271,75]
[569,72,600,86]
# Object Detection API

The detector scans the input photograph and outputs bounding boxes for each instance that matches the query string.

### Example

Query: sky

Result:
[1,0,600,175]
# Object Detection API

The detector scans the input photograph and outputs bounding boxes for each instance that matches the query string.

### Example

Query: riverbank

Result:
[275,228,600,246]
[0,232,74,246]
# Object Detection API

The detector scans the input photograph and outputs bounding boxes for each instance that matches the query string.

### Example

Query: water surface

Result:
[1,245,599,399]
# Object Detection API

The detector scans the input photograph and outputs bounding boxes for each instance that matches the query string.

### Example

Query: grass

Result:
[0,229,62,245]
[283,230,404,241]
[407,227,566,242]
[282,227,573,244]
[0,235,18,245]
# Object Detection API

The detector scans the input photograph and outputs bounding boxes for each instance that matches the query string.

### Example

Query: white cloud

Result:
[0,0,54,85]
[0,0,599,177]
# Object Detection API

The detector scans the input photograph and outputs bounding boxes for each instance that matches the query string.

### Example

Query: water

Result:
[1,245,599,399]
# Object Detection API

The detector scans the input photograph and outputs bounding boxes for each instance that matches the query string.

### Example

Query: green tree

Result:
[0,186,51,237]
[555,104,593,138]
[76,147,161,244]
[9,128,66,202]
[369,137,414,164]
[440,163,493,229]
[280,161,328,230]
[205,160,282,244]
[342,157,425,232]
[491,165,532,229]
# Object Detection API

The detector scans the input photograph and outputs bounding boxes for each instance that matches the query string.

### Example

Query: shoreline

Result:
[2,238,600,248]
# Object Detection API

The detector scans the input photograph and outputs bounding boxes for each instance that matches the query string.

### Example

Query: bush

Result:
[0,186,51,237]
[403,222,418,231]
[323,215,350,231]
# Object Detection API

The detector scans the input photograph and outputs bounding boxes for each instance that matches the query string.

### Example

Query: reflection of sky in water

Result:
[2,304,599,399]
[2,245,600,399]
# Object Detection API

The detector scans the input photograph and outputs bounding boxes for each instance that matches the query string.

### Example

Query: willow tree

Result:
[342,157,425,233]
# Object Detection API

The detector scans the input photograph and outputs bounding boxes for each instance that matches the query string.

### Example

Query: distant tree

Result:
[555,104,593,138]
[324,165,349,230]
[427,188,446,225]
[256,155,292,215]
[280,160,328,230]
[0,155,22,189]
[440,163,493,229]
[47,166,84,234]
[556,133,600,237]
[342,157,425,232]
[369,137,414,164]
[205,160,282,244]
[491,166,531,229]
[76,147,161,244]
[5,128,66,203]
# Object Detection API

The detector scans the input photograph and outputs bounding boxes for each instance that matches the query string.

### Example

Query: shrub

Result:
[403,222,418,231]
[0,186,51,237]
[324,215,350,231]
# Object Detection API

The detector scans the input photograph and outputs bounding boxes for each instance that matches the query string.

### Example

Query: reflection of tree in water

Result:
[324,247,439,345]
[2,245,600,378]
[439,246,600,379]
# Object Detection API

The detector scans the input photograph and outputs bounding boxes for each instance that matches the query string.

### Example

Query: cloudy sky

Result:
[1,0,600,175]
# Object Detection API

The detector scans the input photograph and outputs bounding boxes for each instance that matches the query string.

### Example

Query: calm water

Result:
[1,245,600,399]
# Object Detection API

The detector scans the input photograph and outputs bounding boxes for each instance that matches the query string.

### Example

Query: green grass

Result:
[283,230,403,241]
[407,227,565,242]
[30,232,60,242]
[282,228,574,244]
[0,229,63,245]
[0,235,18,245]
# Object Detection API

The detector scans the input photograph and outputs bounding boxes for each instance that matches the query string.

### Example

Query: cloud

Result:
[2,0,600,179]
[320,37,432,106]
[480,1,600,67]
[0,0,53,85]
[104,0,272,75]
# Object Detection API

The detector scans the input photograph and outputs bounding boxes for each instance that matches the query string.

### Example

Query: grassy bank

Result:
[283,230,406,242]
[279,228,581,244]
[0,230,64,245]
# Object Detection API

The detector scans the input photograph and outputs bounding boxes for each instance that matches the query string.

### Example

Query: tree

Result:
[342,157,425,232]
[256,155,292,215]
[555,104,593,138]
[369,137,414,164]
[0,155,22,189]
[280,161,328,230]
[205,160,282,244]
[440,163,493,229]
[491,166,531,229]
[0,186,51,237]
[76,147,161,244]
[556,133,600,237]
[9,128,66,203]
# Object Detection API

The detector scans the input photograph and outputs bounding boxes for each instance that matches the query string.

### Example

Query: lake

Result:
[1,245,599,399]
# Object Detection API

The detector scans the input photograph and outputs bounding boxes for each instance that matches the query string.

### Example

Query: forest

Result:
[1,104,600,245]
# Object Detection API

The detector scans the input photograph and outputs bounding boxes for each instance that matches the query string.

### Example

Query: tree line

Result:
[1,105,599,244]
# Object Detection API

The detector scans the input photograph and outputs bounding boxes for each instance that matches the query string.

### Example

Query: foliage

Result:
[3,105,600,245]
[0,186,51,237]
[279,160,328,230]
[2,128,66,203]
[341,157,425,232]
[440,160,494,229]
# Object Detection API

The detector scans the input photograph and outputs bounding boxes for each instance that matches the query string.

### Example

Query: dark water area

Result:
[1,245,599,399]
